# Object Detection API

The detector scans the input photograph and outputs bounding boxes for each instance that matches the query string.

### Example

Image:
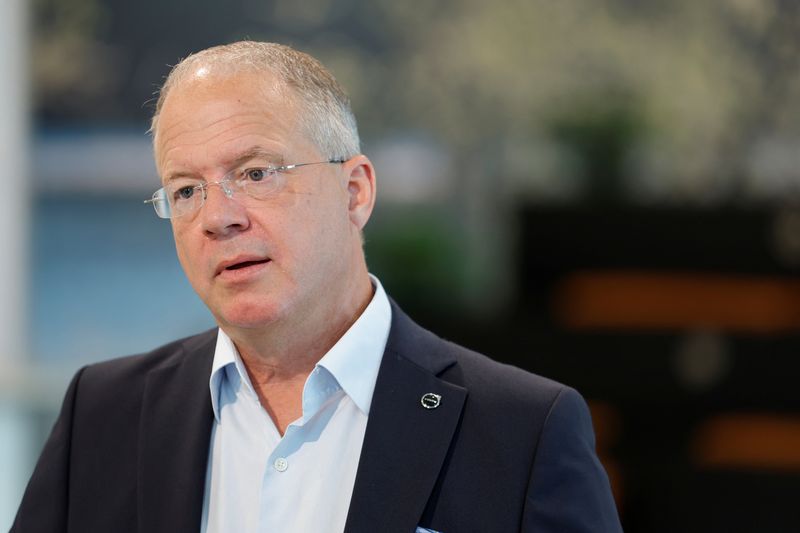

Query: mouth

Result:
[226,259,269,270]
[216,257,271,276]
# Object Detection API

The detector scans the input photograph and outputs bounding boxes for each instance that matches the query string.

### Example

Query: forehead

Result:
[153,70,311,173]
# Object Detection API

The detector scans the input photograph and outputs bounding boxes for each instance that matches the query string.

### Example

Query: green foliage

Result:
[364,209,468,311]
[548,92,646,204]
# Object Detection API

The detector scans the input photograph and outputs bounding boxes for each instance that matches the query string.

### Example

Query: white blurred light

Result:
[746,136,800,201]
[673,330,731,392]
[35,131,157,194]
[368,135,453,203]
[0,0,31,529]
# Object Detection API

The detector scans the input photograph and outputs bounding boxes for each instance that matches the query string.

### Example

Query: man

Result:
[13,42,622,532]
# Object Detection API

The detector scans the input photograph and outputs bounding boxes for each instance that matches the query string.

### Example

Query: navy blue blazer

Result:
[13,303,622,532]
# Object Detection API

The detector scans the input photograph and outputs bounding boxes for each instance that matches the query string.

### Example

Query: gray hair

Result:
[151,41,360,159]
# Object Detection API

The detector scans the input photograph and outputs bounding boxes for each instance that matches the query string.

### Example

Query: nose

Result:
[200,183,250,238]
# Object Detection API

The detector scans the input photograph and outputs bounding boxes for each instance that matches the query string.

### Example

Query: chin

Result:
[212,295,292,330]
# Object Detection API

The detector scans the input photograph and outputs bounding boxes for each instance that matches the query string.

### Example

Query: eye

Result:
[175,186,196,200]
[167,181,201,203]
[244,167,276,182]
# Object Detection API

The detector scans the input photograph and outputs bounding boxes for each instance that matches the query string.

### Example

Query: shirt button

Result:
[274,457,289,472]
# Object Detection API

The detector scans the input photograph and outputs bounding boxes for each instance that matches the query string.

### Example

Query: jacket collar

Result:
[138,330,216,533]
[345,302,468,532]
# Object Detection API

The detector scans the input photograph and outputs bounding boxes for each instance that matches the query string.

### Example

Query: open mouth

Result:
[225,259,269,271]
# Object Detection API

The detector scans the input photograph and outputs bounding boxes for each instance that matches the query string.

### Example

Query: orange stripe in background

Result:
[692,414,800,472]
[554,271,800,333]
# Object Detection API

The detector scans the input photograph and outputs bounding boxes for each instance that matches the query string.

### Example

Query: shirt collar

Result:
[209,328,255,422]
[315,274,391,415]
[208,275,392,422]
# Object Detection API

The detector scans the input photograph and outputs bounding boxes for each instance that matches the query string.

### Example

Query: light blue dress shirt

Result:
[200,277,391,533]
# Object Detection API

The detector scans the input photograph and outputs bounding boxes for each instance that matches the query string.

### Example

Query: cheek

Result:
[306,210,350,267]
[171,229,204,286]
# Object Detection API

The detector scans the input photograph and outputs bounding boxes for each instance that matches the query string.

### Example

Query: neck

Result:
[224,269,374,381]
[222,269,373,434]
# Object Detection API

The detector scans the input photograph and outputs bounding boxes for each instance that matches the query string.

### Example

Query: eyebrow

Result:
[226,147,285,169]
[162,147,286,183]
[163,170,198,183]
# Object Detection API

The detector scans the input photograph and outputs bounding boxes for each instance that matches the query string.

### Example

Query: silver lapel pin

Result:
[420,392,442,409]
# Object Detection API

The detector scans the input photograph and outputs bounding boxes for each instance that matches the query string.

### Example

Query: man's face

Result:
[155,69,360,332]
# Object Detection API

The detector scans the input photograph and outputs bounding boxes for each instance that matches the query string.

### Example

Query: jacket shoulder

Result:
[80,329,216,382]
[396,311,570,412]
[73,329,216,409]
[390,301,565,391]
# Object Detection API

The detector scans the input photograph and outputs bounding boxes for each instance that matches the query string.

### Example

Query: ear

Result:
[343,155,377,231]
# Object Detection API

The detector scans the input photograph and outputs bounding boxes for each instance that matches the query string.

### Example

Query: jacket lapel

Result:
[138,331,216,533]
[345,306,468,533]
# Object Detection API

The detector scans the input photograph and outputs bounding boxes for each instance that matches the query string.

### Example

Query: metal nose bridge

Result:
[201,177,237,200]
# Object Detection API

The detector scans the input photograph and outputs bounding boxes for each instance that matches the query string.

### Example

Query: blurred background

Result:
[2,0,800,530]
